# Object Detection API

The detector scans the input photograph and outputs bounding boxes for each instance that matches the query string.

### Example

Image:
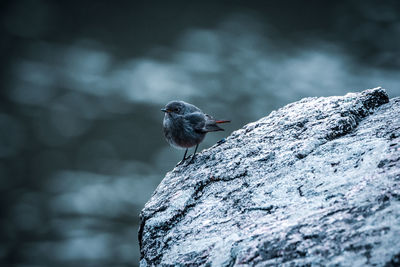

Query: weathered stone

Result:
[139,87,400,266]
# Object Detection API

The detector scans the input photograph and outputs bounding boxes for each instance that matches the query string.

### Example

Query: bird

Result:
[161,100,230,165]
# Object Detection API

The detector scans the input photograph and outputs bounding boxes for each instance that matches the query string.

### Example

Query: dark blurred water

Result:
[1,1,399,266]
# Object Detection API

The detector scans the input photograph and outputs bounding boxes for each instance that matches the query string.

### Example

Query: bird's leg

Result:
[188,144,199,164]
[177,148,188,165]
[183,148,189,160]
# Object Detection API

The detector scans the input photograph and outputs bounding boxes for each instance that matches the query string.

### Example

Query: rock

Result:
[139,87,400,266]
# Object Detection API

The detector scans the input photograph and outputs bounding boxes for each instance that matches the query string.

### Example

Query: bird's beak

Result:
[161,108,170,113]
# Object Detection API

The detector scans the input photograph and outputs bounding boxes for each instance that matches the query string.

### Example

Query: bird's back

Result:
[181,101,202,114]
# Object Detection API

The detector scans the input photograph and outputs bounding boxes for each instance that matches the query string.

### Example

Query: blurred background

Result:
[1,0,399,266]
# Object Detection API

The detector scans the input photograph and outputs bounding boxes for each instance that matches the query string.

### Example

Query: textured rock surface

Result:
[139,87,400,266]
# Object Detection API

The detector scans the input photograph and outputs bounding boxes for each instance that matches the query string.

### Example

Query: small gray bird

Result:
[161,100,230,165]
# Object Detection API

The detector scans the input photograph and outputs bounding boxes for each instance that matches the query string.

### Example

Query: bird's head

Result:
[161,101,186,115]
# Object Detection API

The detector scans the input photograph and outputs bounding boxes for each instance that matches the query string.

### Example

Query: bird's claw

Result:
[187,154,196,165]
[176,156,190,166]
[176,154,196,166]
[176,159,186,166]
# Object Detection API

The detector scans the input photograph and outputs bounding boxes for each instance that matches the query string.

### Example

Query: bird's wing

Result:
[184,112,206,133]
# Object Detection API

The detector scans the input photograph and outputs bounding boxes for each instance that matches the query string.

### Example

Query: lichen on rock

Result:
[139,87,400,266]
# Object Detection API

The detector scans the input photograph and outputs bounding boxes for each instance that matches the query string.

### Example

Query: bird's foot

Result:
[176,156,191,166]
[176,159,186,166]
[187,154,196,165]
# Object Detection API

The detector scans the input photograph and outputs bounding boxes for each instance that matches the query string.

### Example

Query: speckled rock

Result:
[139,87,400,266]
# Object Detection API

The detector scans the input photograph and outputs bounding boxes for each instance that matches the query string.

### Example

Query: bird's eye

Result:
[175,108,180,112]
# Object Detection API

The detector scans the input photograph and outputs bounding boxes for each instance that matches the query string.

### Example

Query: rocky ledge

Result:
[139,87,400,266]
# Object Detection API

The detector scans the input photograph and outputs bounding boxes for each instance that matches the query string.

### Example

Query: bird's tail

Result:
[215,120,231,124]
[205,119,230,132]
